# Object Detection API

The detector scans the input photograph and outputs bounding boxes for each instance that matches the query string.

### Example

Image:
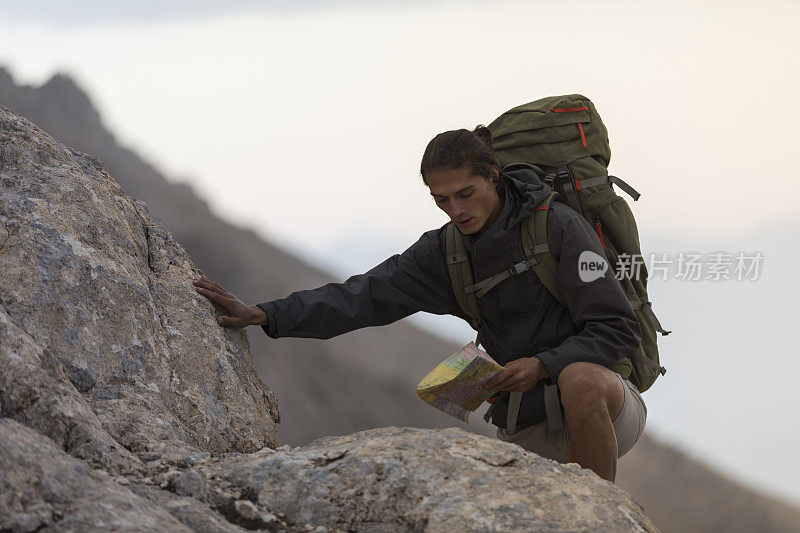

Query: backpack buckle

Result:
[509,261,529,276]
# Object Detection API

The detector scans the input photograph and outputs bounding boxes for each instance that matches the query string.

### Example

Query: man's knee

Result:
[557,362,622,416]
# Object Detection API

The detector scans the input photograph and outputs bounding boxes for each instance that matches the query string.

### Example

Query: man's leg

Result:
[557,362,625,482]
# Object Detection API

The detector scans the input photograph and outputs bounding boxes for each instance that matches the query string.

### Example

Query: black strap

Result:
[557,166,582,214]
[631,353,667,376]
[576,175,641,201]
[483,403,495,424]
[630,301,671,335]
[609,175,642,201]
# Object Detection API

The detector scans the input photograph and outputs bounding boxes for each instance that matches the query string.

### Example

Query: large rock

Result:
[200,427,657,532]
[0,105,658,531]
[0,105,279,471]
[0,418,193,532]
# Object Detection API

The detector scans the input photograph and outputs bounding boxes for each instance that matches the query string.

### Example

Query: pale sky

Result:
[2,0,799,504]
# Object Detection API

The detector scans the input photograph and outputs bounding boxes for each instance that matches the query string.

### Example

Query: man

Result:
[193,126,645,482]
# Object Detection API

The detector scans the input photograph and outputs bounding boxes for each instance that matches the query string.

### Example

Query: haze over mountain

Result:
[2,67,799,532]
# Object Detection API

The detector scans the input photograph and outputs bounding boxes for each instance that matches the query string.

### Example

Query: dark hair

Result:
[420,125,498,185]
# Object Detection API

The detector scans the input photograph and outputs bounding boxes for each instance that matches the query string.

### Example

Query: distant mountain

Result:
[2,66,798,532]
[618,436,800,533]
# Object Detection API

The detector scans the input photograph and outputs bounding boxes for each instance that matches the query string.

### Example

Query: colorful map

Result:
[416,342,505,422]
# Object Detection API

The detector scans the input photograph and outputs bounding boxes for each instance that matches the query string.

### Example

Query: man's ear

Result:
[491,165,500,184]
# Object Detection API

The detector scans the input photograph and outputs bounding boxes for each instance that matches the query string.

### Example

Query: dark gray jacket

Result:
[257,169,641,427]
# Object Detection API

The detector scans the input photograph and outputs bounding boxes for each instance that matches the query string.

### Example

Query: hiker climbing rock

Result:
[193,94,668,483]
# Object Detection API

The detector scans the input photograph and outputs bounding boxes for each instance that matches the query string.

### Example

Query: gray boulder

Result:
[199,427,657,532]
[0,105,279,472]
[0,418,192,532]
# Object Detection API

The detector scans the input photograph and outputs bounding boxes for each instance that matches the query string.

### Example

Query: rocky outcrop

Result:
[0,105,658,531]
[0,105,279,472]
[199,427,657,532]
[2,419,658,532]
[0,419,194,532]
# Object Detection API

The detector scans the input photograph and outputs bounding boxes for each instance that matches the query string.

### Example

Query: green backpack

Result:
[445,94,669,393]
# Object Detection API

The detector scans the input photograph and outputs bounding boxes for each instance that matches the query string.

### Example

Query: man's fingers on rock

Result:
[195,286,221,301]
[216,315,237,327]
[193,281,216,294]
[193,276,228,294]
[196,282,227,298]
[206,279,231,296]
[198,289,236,311]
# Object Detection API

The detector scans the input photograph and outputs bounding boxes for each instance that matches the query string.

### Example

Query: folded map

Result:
[416,342,505,422]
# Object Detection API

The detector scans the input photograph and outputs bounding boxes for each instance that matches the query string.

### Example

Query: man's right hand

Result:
[192,275,267,328]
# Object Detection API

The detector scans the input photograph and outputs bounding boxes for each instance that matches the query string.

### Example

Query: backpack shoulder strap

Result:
[521,192,566,308]
[445,222,482,330]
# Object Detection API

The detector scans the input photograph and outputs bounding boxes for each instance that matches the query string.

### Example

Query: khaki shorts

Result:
[496,373,647,463]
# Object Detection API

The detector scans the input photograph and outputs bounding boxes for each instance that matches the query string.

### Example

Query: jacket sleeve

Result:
[255,228,460,339]
[535,205,642,383]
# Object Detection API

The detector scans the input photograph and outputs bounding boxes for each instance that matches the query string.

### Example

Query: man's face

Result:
[426,165,502,235]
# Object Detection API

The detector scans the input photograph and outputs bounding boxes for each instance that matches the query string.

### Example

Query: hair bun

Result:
[472,124,494,150]
[420,126,498,184]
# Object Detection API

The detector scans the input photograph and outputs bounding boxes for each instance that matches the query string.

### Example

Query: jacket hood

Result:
[502,167,554,230]
[461,167,554,263]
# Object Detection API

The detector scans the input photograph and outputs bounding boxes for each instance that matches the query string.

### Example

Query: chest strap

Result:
[463,243,551,298]
[445,191,562,329]
[464,256,535,298]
